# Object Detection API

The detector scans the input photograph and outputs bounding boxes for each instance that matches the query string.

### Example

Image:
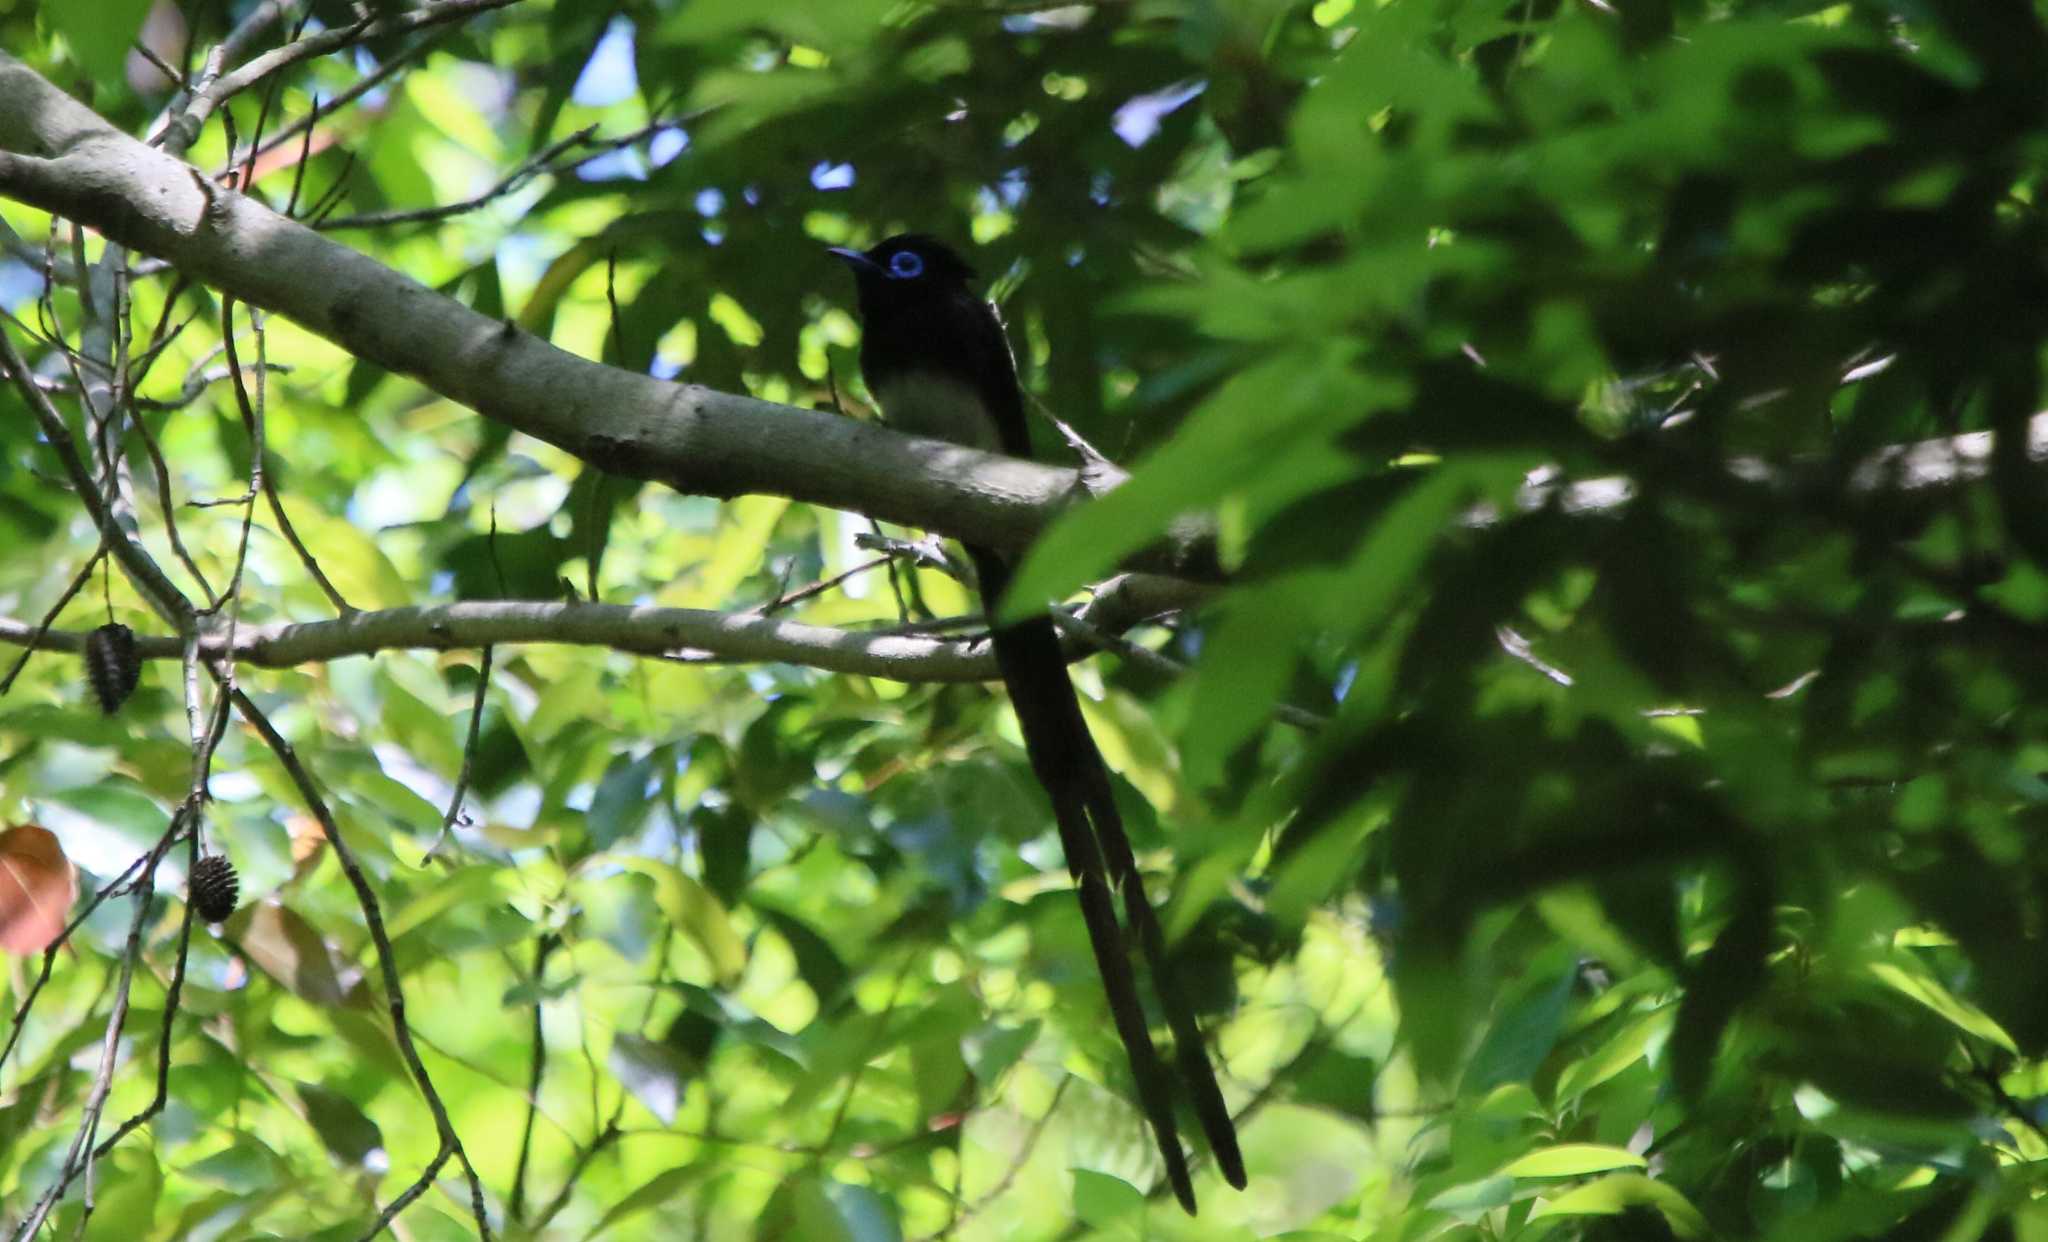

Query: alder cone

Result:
[84,623,141,714]
[189,854,239,923]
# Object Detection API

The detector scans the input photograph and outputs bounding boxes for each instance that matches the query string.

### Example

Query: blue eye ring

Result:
[887,250,925,279]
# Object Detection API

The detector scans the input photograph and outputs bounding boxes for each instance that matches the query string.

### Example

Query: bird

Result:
[830,234,1244,1213]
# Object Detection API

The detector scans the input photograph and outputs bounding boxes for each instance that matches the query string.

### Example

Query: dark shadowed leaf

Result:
[296,1083,385,1169]
[226,903,362,1009]
[610,1031,696,1125]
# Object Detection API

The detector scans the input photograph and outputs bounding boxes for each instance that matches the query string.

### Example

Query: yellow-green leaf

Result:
[1504,1144,1648,1178]
[611,857,747,985]
[1531,1174,1707,1239]
[1868,960,2017,1053]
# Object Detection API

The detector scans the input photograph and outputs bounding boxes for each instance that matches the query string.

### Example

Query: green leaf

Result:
[606,856,747,985]
[1006,350,1399,614]
[1463,963,1575,1093]
[1289,1044,1378,1123]
[1504,1144,1649,1177]
[589,749,665,848]
[755,905,850,1010]
[1555,1011,1670,1104]
[1868,960,2018,1053]
[181,1137,284,1194]
[1071,1169,1147,1237]
[755,1174,901,1242]
[584,1166,704,1240]
[609,1031,696,1125]
[296,1082,385,1169]
[1530,1173,1708,1238]
[47,783,168,846]
[47,0,151,84]
[1427,1174,1515,1215]
[382,865,504,944]
[962,1019,1040,1084]
[92,1144,161,1231]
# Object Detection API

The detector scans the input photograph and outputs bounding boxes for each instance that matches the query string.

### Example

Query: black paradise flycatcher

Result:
[830,234,1245,1213]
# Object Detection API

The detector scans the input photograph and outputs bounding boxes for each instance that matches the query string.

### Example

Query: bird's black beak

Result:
[827,246,880,274]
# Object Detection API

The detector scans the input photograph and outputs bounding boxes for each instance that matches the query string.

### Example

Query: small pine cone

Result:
[189,854,239,923]
[84,623,141,715]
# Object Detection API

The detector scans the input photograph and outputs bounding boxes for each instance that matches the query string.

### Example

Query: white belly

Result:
[874,371,1002,451]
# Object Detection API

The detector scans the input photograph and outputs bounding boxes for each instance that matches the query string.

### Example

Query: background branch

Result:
[0,53,1200,575]
[0,589,1199,683]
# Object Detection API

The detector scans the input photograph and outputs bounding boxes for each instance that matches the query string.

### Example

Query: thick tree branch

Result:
[0,575,1200,684]
[5,54,2036,607]
[0,55,1216,578]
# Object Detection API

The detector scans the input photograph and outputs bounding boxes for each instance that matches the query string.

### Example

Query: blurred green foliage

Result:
[7,0,2048,1238]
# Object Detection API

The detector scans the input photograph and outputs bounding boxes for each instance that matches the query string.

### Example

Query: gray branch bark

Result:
[0,573,1201,684]
[0,53,1217,578]
[7,50,2048,690]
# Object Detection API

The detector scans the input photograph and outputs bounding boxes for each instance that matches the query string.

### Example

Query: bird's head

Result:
[828,234,976,315]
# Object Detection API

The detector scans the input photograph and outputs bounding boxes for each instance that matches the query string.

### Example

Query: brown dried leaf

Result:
[0,825,76,955]
[225,902,362,1008]
[287,813,327,879]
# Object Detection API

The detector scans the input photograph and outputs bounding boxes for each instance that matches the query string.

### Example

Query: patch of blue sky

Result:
[1113,79,1205,148]
[573,17,639,107]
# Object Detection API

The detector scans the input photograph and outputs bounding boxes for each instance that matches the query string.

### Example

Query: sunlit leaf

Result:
[1504,1144,1649,1177]
[608,856,747,985]
[1530,1173,1708,1238]
[1868,960,2018,1053]
[46,0,150,83]
[1071,1168,1146,1236]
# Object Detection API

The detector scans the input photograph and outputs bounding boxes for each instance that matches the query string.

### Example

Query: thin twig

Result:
[820,951,920,1156]
[86,574,240,1165]
[128,389,222,608]
[283,93,321,218]
[231,37,435,178]
[0,547,108,695]
[316,118,700,232]
[206,0,516,108]
[7,818,189,1241]
[0,325,194,625]
[302,150,360,225]
[120,276,198,395]
[230,689,494,1240]
[427,645,494,861]
[317,121,595,231]
[163,0,520,155]
[751,553,901,617]
[914,1077,1073,1242]
[217,299,353,613]
[0,852,152,1076]
[509,932,560,1222]
[90,813,204,1159]
[0,592,1206,684]
[529,1119,622,1232]
[1052,607,1327,730]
